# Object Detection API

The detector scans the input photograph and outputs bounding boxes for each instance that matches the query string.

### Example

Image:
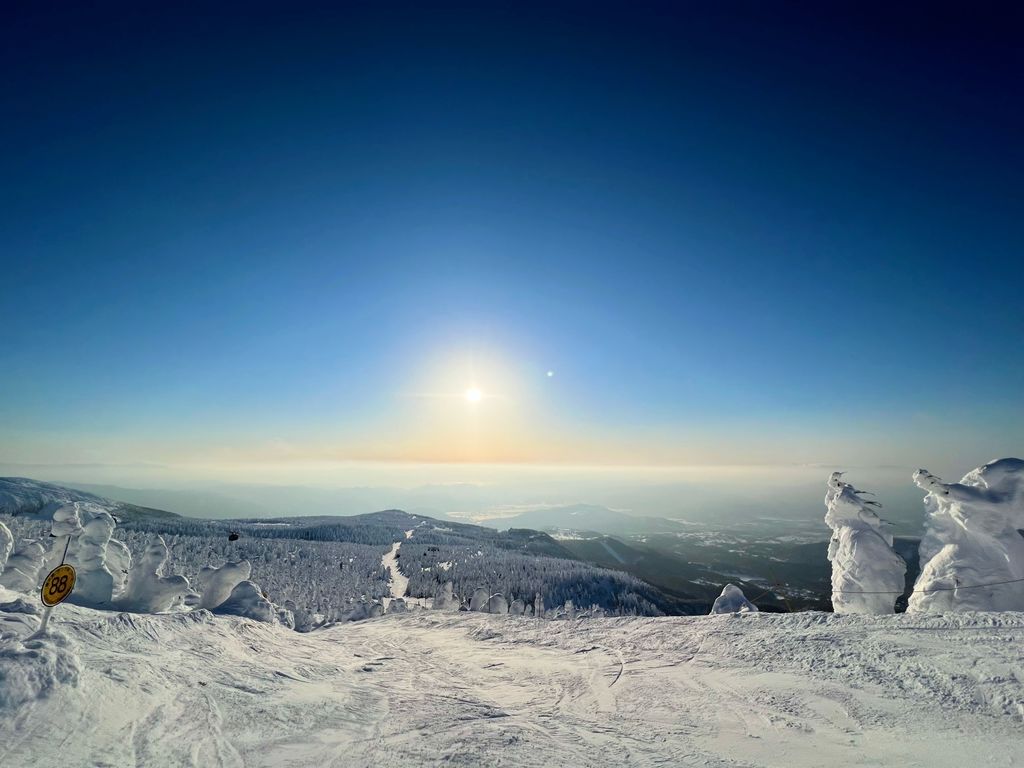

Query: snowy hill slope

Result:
[2,591,1021,767]
[0,477,179,521]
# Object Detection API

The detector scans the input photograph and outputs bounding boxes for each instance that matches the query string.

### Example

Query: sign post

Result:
[34,536,76,636]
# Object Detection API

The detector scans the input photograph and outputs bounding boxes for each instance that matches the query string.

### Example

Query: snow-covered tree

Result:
[117,537,190,613]
[196,560,252,610]
[432,580,457,610]
[214,580,276,622]
[469,587,489,612]
[824,472,906,614]
[710,584,758,614]
[0,521,12,574]
[487,593,508,614]
[0,541,46,592]
[910,458,1024,613]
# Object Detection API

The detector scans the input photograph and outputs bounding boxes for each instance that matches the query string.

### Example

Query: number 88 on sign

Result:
[41,564,76,607]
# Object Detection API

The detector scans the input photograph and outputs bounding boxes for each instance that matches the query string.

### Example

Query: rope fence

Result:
[748,575,1024,608]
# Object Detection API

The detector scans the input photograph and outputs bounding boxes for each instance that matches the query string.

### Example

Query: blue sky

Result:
[2,3,1021,477]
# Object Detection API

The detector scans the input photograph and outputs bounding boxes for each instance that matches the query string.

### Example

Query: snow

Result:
[710,583,759,614]
[0,628,80,712]
[381,540,409,601]
[910,458,1024,613]
[2,592,1022,767]
[824,472,907,614]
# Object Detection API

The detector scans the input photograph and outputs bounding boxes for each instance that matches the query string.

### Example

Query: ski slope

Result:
[2,593,1022,767]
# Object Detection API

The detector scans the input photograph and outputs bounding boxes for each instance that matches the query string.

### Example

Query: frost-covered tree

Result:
[51,503,83,539]
[0,520,12,574]
[432,580,457,610]
[0,541,46,592]
[117,537,190,612]
[824,472,906,614]
[67,511,119,608]
[214,580,276,623]
[487,593,508,614]
[910,458,1024,613]
[469,587,489,612]
[387,598,408,614]
[196,560,252,610]
[710,584,758,614]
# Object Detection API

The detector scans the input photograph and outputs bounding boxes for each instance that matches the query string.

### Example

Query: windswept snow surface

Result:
[2,591,1023,768]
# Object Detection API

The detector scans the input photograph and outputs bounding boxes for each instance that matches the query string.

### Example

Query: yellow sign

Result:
[41,564,76,607]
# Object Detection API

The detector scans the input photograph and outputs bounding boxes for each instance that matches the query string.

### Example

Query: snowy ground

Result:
[2,594,1022,767]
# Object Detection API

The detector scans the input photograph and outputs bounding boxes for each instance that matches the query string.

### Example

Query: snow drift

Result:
[910,458,1024,613]
[824,472,907,614]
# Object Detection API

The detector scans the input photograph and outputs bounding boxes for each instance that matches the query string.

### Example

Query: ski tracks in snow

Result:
[3,607,1024,767]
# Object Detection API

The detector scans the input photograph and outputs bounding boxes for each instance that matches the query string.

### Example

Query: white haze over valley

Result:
[0,462,943,535]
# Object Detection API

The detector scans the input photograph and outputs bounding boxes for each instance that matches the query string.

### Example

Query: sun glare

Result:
[465,387,482,403]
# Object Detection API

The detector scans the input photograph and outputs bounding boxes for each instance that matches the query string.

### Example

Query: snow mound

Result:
[710,584,759,614]
[824,472,907,614]
[0,633,81,713]
[911,458,1024,613]
[213,580,276,623]
[196,560,252,610]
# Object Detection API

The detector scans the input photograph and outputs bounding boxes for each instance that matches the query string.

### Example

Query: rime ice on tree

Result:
[117,537,190,613]
[0,541,46,592]
[824,472,906,614]
[196,560,252,610]
[910,458,1024,613]
[710,584,758,614]
[0,521,12,574]
[67,511,119,608]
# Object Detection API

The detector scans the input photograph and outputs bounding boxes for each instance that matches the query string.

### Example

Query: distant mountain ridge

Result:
[485,503,691,536]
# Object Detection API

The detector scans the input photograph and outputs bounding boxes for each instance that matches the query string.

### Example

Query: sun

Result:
[464,387,482,403]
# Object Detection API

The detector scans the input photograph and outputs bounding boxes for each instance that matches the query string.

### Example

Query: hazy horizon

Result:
[0,459,962,535]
